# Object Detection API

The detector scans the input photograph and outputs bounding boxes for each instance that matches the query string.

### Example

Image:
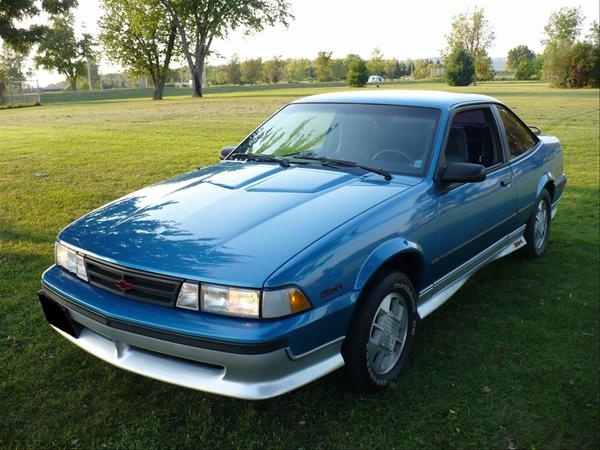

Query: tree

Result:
[506,45,536,80]
[444,7,495,81]
[0,43,28,80]
[241,58,263,84]
[567,42,597,88]
[286,58,310,81]
[413,59,433,80]
[366,47,385,75]
[383,59,401,79]
[206,64,227,85]
[346,55,368,87]
[587,22,600,87]
[542,6,585,87]
[544,6,583,45]
[588,21,600,47]
[330,58,346,80]
[565,20,599,88]
[474,54,494,81]
[532,54,544,80]
[397,61,409,77]
[344,53,361,71]
[224,55,242,84]
[314,51,332,82]
[159,0,292,97]
[99,0,177,100]
[0,0,77,49]
[34,14,95,91]
[264,56,285,83]
[445,48,474,86]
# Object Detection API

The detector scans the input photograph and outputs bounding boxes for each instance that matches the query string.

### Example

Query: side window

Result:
[498,107,538,158]
[443,107,502,169]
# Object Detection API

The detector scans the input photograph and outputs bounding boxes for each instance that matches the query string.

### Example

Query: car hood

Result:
[59,162,411,286]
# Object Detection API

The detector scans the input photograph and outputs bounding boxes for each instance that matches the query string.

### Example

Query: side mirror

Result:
[220,146,236,160]
[441,162,486,184]
[528,125,542,136]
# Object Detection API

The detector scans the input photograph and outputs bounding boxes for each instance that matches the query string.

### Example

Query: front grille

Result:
[85,256,182,306]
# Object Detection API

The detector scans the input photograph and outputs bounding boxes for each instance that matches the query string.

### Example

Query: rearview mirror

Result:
[220,146,236,160]
[441,162,486,184]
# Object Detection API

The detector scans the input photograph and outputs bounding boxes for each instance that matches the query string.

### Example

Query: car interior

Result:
[322,113,438,175]
[441,108,502,169]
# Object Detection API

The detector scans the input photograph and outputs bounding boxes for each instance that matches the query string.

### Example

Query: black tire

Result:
[342,270,418,393]
[520,189,552,259]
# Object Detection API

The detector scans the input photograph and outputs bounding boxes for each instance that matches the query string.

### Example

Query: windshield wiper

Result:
[282,150,316,159]
[227,152,290,167]
[290,155,392,181]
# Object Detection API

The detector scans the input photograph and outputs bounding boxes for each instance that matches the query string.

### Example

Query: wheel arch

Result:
[536,172,555,202]
[354,238,425,294]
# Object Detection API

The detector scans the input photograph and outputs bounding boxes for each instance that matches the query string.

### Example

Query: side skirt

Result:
[417,225,526,319]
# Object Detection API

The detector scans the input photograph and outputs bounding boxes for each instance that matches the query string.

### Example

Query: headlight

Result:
[262,287,311,318]
[55,242,88,281]
[201,283,260,318]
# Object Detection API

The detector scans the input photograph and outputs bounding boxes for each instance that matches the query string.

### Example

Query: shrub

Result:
[347,57,369,87]
[567,42,598,87]
[445,48,475,86]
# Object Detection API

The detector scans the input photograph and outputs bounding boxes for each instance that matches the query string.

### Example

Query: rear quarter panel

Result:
[510,135,564,222]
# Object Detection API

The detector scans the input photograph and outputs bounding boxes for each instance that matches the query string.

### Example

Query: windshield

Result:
[235,103,441,177]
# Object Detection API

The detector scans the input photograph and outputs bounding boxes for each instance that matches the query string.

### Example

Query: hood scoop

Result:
[248,167,353,193]
[204,164,281,189]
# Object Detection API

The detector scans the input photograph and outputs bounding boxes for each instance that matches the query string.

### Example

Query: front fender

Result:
[354,238,424,290]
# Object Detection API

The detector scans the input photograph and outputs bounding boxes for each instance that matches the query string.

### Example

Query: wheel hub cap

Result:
[534,200,548,250]
[367,292,409,375]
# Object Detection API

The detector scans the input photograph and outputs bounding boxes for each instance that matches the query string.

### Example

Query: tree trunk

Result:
[192,48,209,97]
[152,79,165,100]
[68,76,77,91]
[150,26,177,101]
[160,1,208,98]
[191,71,202,97]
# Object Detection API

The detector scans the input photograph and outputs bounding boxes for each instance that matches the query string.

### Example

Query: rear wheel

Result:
[521,189,552,259]
[342,271,417,392]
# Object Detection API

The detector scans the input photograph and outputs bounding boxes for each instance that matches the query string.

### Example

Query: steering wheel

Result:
[371,149,412,163]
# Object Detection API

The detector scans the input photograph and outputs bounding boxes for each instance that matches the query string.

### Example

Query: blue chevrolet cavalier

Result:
[39,90,567,399]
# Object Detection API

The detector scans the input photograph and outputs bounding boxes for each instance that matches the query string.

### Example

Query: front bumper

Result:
[39,287,345,399]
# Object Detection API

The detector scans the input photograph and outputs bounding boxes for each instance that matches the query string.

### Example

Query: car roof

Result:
[292,89,500,109]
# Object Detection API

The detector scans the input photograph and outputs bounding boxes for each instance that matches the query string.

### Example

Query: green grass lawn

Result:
[1,82,598,449]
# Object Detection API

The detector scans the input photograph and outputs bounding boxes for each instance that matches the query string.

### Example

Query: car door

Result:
[494,105,543,225]
[430,105,517,283]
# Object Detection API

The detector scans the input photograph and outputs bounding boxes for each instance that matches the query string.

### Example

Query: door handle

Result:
[500,177,512,187]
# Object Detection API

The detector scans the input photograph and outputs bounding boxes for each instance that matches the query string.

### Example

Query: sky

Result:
[33,0,599,86]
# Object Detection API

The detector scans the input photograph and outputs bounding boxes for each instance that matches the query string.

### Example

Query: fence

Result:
[0,80,41,107]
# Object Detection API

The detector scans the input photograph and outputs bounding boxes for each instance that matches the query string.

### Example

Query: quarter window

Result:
[498,108,538,158]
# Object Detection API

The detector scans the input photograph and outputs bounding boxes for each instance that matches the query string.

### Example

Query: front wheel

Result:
[342,271,418,392]
[521,189,552,259]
